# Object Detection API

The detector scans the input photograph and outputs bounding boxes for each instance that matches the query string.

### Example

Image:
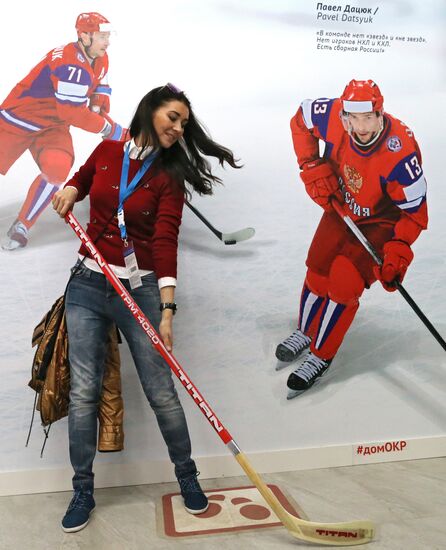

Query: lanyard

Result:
[118,144,157,242]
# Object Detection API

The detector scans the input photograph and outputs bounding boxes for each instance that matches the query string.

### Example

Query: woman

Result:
[52,83,240,533]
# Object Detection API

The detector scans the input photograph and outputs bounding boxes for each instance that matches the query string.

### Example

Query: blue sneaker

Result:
[61,489,95,532]
[178,473,209,515]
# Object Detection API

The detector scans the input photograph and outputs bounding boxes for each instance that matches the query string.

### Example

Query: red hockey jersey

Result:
[0,42,108,134]
[291,98,428,245]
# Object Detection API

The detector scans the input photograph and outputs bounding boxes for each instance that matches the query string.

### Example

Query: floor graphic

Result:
[161,484,302,537]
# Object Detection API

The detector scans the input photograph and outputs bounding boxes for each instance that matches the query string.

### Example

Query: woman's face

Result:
[153,100,189,148]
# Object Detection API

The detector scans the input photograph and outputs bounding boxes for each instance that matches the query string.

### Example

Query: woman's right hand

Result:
[52,186,78,218]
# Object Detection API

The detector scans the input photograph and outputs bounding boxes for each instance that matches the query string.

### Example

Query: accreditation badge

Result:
[123,240,142,289]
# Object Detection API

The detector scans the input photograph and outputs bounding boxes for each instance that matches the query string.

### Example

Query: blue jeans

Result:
[65,264,197,492]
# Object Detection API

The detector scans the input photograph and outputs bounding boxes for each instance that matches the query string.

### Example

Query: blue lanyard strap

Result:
[118,144,157,241]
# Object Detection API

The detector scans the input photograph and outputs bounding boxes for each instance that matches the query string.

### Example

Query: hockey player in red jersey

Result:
[276,79,428,395]
[1,12,127,251]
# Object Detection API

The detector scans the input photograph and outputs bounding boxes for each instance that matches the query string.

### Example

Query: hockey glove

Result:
[300,160,340,212]
[89,85,111,115]
[374,240,414,292]
[101,114,128,142]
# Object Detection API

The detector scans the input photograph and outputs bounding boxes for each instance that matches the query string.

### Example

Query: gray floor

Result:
[0,457,445,550]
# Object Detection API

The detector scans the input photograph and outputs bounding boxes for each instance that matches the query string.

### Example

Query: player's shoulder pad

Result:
[386,150,423,186]
[382,113,419,155]
[52,45,94,88]
[300,97,339,140]
[379,115,420,177]
[49,43,86,66]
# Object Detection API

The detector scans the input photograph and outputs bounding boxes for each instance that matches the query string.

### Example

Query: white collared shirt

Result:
[125,138,154,160]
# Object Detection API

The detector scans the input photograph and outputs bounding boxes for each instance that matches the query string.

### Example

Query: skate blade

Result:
[286,373,328,399]
[1,238,25,251]
[275,361,292,371]
[287,389,306,400]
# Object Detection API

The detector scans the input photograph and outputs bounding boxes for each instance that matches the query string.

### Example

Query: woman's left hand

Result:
[52,186,78,218]
[159,313,173,351]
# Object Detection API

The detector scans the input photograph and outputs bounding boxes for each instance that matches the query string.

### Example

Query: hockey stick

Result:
[65,211,374,546]
[186,200,255,245]
[331,200,446,352]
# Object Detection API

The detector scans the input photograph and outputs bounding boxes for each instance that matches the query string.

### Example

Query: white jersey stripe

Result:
[27,182,58,221]
[57,81,89,98]
[0,109,40,131]
[403,175,427,202]
[300,99,314,129]
[315,300,338,349]
[55,93,88,104]
[301,291,319,332]
[398,196,424,210]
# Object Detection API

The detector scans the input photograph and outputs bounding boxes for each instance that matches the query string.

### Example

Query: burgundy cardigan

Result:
[65,140,185,280]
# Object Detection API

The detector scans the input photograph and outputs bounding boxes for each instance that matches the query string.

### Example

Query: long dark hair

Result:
[129,85,241,195]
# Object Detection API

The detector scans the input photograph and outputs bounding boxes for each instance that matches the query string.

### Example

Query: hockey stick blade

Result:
[185,201,255,245]
[236,453,375,546]
[222,226,255,245]
[281,516,374,546]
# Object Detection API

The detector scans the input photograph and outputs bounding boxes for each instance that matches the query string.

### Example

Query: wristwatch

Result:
[159,302,177,315]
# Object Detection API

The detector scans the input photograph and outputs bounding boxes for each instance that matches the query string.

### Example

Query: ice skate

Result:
[2,219,28,251]
[286,352,331,399]
[275,329,311,369]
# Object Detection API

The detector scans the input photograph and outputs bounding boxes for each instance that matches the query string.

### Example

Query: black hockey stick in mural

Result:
[332,200,446,352]
[65,210,375,547]
[185,200,255,245]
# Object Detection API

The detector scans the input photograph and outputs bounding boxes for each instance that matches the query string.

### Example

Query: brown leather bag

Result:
[29,296,124,452]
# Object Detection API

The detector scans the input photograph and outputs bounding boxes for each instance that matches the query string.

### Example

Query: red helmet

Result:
[75,12,113,34]
[340,79,384,113]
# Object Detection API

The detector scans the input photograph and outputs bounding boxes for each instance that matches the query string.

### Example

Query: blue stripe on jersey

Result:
[19,66,54,100]
[53,64,93,87]
[53,65,92,107]
[386,153,424,185]
[94,85,111,95]
[311,98,334,140]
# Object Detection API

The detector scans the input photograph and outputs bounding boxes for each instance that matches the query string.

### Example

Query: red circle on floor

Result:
[239,504,271,520]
